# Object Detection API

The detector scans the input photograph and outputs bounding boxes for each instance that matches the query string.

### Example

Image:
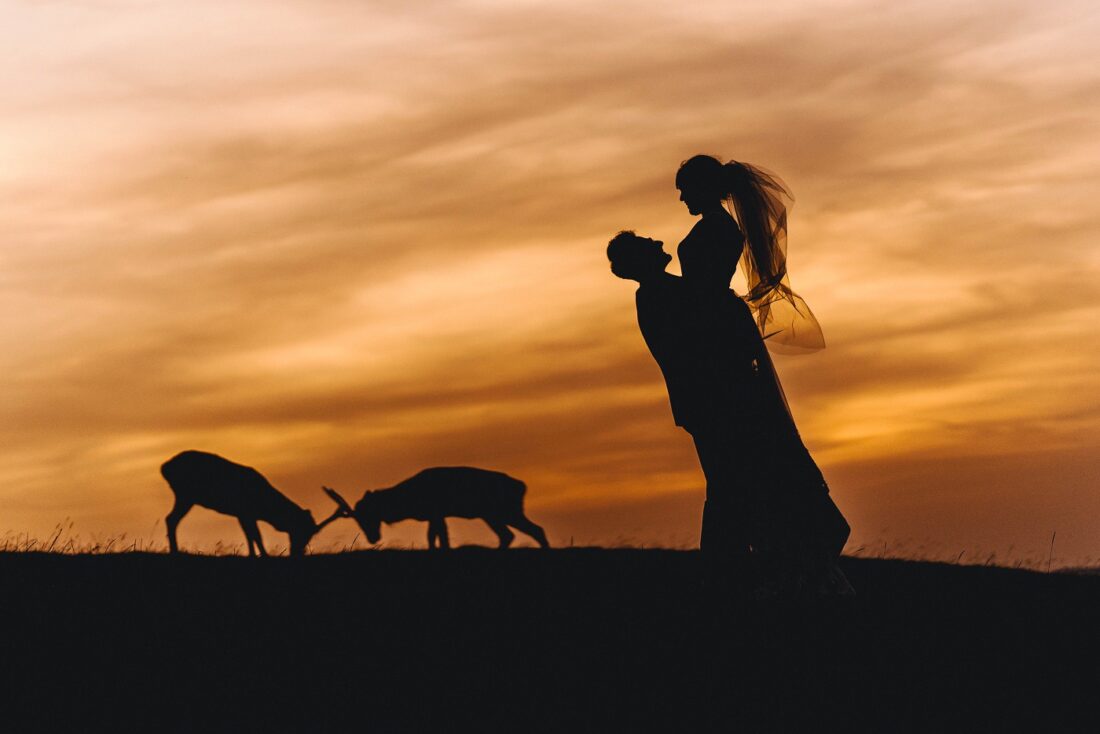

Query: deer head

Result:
[286,488,354,555]
[323,486,382,544]
[351,493,383,544]
[288,509,319,556]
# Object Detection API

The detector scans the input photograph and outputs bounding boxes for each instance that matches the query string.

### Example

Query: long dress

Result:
[678,213,852,594]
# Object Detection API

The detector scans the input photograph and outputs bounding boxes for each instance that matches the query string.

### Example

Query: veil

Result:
[726,162,825,355]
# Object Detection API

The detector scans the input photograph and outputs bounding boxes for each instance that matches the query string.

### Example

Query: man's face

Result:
[609,234,670,281]
[637,236,665,256]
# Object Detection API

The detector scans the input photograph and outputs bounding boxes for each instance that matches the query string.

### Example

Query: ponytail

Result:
[721,160,791,301]
[681,156,824,354]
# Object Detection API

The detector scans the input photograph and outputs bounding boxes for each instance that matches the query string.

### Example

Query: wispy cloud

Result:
[1,0,1098,558]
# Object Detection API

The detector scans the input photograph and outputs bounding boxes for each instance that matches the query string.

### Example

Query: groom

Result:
[607,231,763,584]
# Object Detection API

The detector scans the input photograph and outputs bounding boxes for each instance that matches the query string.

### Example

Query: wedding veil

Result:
[726,162,825,355]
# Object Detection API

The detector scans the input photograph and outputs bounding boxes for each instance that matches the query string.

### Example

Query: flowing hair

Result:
[680,155,825,354]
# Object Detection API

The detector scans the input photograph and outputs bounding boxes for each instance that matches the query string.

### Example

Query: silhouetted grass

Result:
[4,522,1087,572]
[845,537,1067,572]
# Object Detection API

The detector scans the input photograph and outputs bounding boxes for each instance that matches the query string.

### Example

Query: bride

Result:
[674,154,852,596]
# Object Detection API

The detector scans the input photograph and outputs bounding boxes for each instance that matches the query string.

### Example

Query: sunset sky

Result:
[2,0,1098,562]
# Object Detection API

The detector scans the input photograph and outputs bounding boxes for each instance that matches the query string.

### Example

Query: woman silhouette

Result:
[674,154,851,596]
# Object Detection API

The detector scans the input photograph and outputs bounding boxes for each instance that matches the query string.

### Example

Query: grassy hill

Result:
[0,549,1096,732]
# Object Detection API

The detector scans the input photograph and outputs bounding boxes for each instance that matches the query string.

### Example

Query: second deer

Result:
[324,466,550,550]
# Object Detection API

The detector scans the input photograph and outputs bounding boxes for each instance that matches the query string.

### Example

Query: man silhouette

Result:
[607,231,763,586]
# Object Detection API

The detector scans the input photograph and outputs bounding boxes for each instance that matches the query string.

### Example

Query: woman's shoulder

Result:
[683,212,741,241]
[680,213,742,250]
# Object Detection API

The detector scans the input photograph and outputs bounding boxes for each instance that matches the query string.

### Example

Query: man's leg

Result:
[692,429,752,586]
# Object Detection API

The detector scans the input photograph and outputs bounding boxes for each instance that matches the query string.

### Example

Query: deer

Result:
[160,450,347,556]
[322,466,550,550]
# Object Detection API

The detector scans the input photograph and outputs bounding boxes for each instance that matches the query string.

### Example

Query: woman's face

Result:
[678,184,713,216]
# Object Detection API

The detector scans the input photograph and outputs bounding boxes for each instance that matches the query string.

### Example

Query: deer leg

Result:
[510,516,550,549]
[239,518,256,556]
[253,525,268,557]
[239,518,266,557]
[165,500,192,554]
[427,519,449,550]
[485,519,515,549]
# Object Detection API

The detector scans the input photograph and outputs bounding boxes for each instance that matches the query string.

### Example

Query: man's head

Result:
[607,231,672,282]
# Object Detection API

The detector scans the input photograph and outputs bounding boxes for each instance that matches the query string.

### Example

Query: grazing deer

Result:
[323,467,550,550]
[160,450,346,556]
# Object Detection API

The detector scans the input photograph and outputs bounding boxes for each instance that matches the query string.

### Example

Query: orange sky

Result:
[2,0,1098,563]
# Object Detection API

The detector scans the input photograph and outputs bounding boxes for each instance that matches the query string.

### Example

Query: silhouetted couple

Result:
[609,154,852,598]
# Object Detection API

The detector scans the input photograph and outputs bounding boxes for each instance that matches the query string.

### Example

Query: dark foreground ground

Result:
[1,550,1097,733]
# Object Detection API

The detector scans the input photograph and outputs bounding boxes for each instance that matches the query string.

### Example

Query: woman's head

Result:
[675,154,763,214]
[676,155,794,292]
[676,154,729,215]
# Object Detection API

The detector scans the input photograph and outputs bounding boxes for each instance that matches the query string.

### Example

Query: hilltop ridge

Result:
[0,550,1095,732]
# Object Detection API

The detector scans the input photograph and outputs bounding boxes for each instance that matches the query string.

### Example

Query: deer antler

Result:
[322,486,354,516]
[314,486,354,532]
[314,508,344,532]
